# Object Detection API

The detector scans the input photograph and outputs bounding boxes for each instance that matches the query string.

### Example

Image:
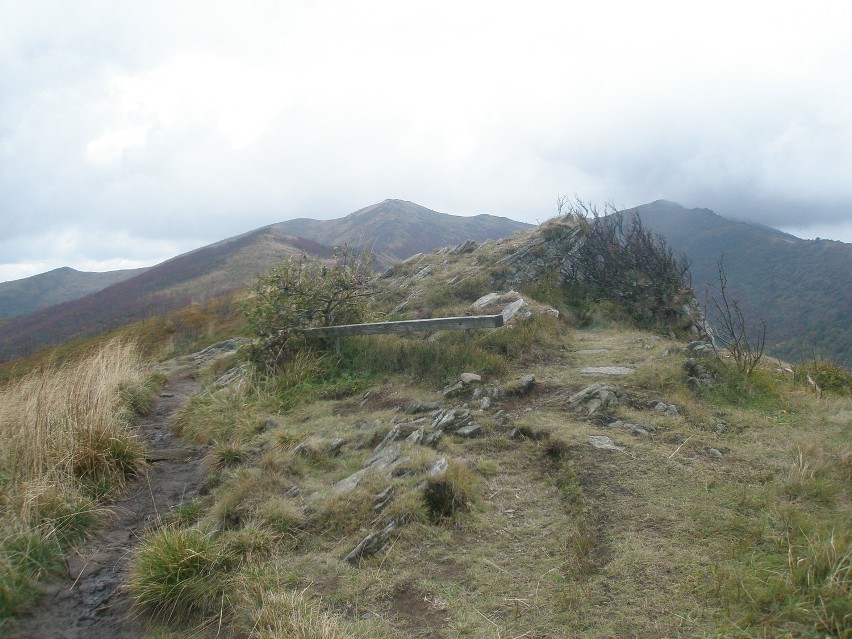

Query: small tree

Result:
[243,247,374,369]
[705,257,765,376]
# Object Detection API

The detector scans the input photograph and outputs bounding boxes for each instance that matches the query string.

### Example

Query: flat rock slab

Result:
[588,435,625,451]
[580,366,635,376]
[455,424,483,438]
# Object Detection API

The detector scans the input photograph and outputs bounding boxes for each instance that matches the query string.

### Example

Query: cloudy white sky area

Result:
[1,0,851,283]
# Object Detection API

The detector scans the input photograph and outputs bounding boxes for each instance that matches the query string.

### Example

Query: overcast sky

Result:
[2,0,851,283]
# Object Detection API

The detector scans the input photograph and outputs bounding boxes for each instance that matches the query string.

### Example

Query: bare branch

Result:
[704,257,765,375]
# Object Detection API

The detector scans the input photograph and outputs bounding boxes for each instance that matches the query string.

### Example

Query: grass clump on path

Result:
[129,526,236,623]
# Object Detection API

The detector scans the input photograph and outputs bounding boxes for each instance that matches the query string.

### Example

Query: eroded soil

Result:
[7,370,205,639]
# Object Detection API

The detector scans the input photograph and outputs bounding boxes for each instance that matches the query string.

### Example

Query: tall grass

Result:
[0,339,147,492]
[0,339,150,621]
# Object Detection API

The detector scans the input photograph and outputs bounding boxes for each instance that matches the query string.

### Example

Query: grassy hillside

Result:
[0,266,148,320]
[1,219,849,638]
[0,340,155,619]
[133,228,851,637]
[632,200,852,367]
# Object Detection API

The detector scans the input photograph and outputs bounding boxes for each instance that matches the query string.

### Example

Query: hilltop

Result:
[273,199,531,261]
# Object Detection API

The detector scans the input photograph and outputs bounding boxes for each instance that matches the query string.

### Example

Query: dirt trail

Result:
[8,369,205,639]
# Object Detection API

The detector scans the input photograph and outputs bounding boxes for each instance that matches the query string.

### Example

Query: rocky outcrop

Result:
[685,358,719,390]
[471,290,559,321]
[569,383,627,415]
[494,218,583,287]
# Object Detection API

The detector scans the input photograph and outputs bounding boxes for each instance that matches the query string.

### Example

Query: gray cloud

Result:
[1,0,851,283]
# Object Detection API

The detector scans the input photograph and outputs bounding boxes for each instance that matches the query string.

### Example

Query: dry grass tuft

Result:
[0,340,150,620]
[245,587,354,639]
[0,339,147,491]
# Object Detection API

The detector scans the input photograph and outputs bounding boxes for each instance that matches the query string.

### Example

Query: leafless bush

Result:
[559,198,691,328]
[705,257,765,376]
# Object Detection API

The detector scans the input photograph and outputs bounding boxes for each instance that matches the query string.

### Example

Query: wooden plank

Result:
[302,314,504,339]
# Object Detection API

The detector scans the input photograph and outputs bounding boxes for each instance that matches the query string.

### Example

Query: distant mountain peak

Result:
[645,199,684,209]
[277,200,531,261]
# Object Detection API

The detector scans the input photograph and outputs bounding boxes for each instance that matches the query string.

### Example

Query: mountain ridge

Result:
[630,200,851,367]
[0,266,149,320]
[0,201,530,362]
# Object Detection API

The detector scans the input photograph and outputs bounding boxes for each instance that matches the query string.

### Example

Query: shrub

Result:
[204,440,250,473]
[705,258,766,376]
[793,360,852,396]
[0,527,64,617]
[0,340,149,620]
[478,314,566,360]
[338,333,506,386]
[423,460,478,521]
[245,588,353,639]
[243,248,374,370]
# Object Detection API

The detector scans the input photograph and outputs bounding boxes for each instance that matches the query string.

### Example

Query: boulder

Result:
[367,443,401,468]
[685,358,718,389]
[504,374,536,396]
[405,400,442,414]
[373,426,400,452]
[191,337,250,367]
[650,401,680,417]
[333,468,367,493]
[451,240,478,254]
[500,298,532,322]
[405,428,424,445]
[213,364,249,388]
[685,341,716,358]
[422,430,444,446]
[427,456,449,477]
[328,438,346,455]
[472,292,502,308]
[372,486,395,512]
[456,424,483,438]
[414,265,433,278]
[608,420,655,435]
[569,383,627,415]
[442,381,467,398]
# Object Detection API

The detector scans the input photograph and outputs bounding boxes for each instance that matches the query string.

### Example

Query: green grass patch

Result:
[423,460,479,522]
[794,359,852,396]
[336,333,507,386]
[477,314,568,361]
[0,528,63,619]
[699,361,786,411]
